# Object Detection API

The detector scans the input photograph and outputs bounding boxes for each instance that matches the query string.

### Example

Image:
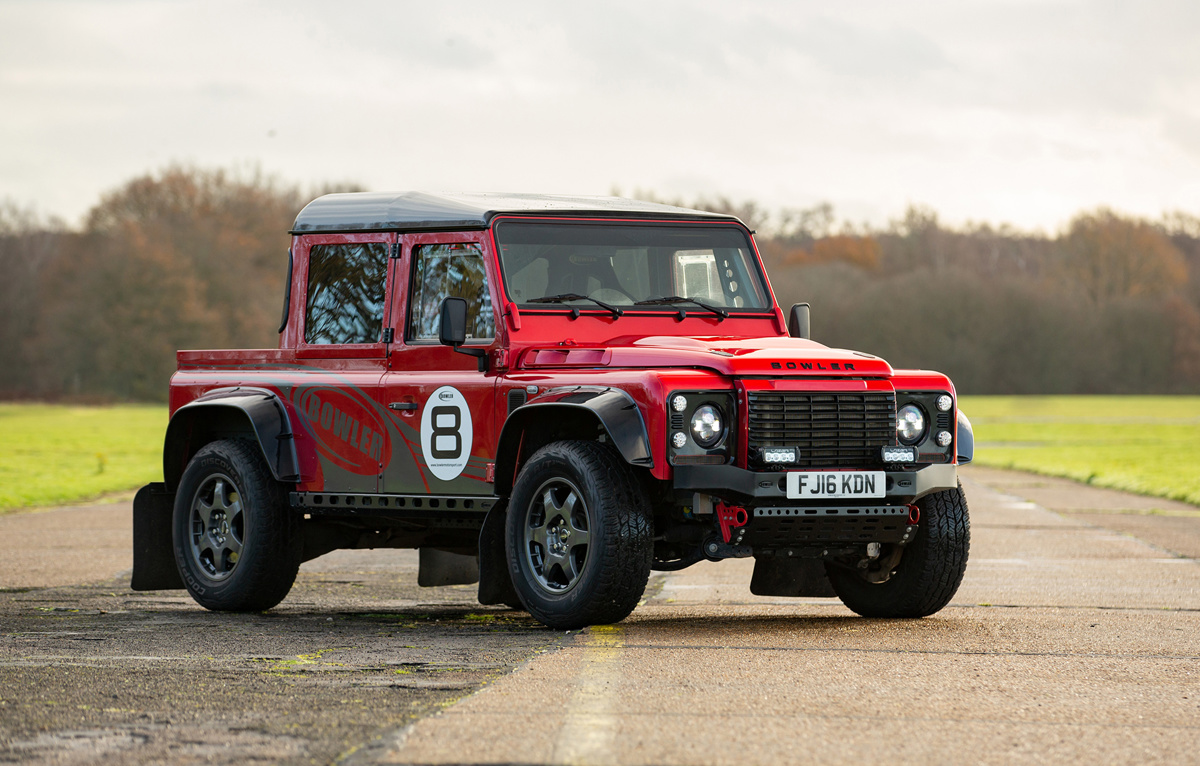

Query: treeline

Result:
[751,204,1200,394]
[2,166,1199,400]
[0,167,360,400]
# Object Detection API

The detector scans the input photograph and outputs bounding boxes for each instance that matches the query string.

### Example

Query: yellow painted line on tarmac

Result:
[553,624,624,766]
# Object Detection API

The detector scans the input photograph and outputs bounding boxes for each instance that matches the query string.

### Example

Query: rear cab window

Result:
[296,236,393,358]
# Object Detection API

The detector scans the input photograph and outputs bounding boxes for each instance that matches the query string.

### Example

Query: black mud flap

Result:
[477,500,521,606]
[131,483,184,590]
[750,556,836,598]
[418,549,480,587]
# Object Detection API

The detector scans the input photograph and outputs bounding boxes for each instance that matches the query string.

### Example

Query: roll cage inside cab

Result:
[133,192,972,629]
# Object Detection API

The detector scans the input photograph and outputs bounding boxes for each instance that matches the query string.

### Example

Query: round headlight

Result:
[671,395,688,413]
[690,405,725,448]
[936,394,953,412]
[896,404,926,445]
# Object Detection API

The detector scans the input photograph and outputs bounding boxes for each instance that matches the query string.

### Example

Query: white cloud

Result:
[1,0,1199,229]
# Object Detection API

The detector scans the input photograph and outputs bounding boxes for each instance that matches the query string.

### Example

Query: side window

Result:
[304,243,389,345]
[408,243,495,342]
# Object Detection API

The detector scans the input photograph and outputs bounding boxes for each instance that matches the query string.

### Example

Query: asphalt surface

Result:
[3,467,1200,764]
[0,535,565,764]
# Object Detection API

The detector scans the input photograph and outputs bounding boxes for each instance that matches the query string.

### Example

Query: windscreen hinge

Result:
[382,328,394,344]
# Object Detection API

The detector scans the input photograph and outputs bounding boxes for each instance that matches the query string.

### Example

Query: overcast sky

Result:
[2,0,1199,232]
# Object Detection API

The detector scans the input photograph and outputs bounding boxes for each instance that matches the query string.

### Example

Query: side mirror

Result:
[439,297,469,347]
[788,302,811,339]
[439,297,488,372]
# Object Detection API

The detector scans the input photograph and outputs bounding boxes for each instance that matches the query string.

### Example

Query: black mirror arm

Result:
[438,297,490,371]
[454,345,489,372]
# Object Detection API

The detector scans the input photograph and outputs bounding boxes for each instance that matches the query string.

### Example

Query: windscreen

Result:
[494,222,771,311]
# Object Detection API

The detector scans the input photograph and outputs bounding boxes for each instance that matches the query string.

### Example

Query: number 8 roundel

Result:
[420,386,473,481]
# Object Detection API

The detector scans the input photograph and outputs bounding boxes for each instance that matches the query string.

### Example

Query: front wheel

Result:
[172,439,301,612]
[826,482,971,618]
[506,441,653,629]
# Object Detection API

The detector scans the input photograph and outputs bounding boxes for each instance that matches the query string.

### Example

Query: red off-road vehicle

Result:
[133,192,972,629]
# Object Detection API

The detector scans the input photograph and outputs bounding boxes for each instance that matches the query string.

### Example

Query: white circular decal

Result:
[420,386,473,481]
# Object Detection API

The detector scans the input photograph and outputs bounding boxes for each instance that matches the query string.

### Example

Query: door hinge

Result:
[390,242,401,258]
[382,327,394,343]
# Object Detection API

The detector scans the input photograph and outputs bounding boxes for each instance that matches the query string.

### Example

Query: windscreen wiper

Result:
[633,296,728,321]
[527,293,623,319]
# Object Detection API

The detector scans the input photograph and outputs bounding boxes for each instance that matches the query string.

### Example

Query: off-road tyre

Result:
[506,440,653,629]
[826,482,971,618]
[172,439,301,612]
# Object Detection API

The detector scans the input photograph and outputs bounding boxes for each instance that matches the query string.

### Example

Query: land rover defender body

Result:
[132,192,972,628]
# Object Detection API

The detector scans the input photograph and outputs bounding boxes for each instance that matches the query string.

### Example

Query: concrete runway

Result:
[3,467,1199,764]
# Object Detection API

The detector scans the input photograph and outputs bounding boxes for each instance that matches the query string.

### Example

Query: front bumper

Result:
[672,463,958,504]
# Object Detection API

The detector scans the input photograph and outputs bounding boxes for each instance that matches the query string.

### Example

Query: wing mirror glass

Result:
[439,297,469,347]
[439,296,488,371]
[788,302,811,339]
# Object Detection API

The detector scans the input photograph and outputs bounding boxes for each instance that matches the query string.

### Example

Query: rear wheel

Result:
[172,439,300,612]
[826,483,971,618]
[506,441,652,629]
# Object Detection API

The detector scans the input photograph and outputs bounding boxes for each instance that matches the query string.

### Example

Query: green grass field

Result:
[0,403,165,513]
[1,397,1197,513]
[959,396,1200,506]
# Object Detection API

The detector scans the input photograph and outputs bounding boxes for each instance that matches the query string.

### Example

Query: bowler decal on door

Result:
[420,386,473,481]
[295,384,391,475]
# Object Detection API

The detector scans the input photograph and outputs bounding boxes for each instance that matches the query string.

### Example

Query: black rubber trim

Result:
[164,387,301,490]
[956,410,975,464]
[277,248,292,334]
[493,386,654,495]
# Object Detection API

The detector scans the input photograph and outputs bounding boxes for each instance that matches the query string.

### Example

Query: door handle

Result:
[388,402,418,411]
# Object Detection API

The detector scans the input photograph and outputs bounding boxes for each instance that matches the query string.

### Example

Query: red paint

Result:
[165,202,961,499]
[715,502,749,543]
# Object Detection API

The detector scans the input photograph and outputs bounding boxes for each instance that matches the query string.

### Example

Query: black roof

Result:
[290,192,740,233]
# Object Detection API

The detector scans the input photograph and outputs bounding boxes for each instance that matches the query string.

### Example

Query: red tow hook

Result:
[907,504,921,525]
[715,502,749,543]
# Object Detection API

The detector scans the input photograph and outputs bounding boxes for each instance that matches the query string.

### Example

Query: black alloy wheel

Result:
[506,440,653,629]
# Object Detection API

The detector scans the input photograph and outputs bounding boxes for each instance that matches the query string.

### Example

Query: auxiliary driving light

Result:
[936,394,953,412]
[936,430,953,447]
[672,431,687,449]
[671,395,688,412]
[761,447,797,464]
[882,445,918,463]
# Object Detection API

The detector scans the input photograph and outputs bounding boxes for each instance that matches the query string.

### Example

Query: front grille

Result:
[747,391,895,469]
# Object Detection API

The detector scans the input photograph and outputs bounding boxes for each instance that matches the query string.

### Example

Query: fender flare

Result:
[956,409,974,465]
[163,387,302,491]
[493,386,652,496]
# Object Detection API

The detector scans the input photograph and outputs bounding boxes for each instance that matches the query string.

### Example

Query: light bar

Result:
[762,447,798,464]
[881,445,917,463]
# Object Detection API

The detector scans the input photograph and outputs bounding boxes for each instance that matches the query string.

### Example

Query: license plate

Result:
[785,471,886,499]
